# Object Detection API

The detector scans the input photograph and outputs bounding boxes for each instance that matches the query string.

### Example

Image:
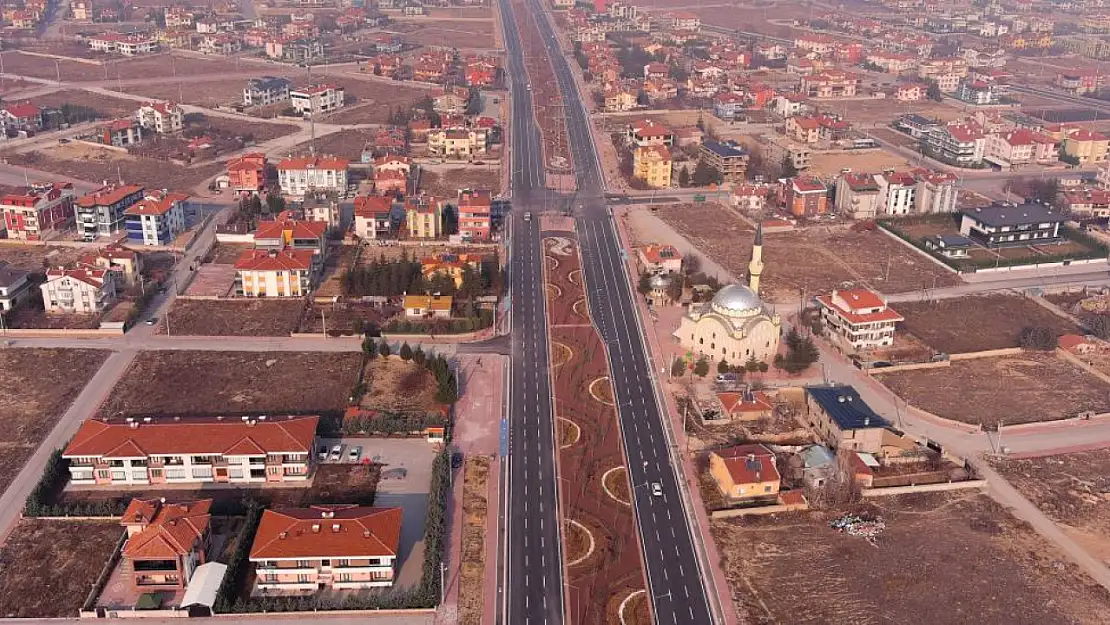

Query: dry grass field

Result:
[359,357,440,413]
[420,167,502,196]
[392,19,496,49]
[875,352,1110,427]
[896,294,1079,354]
[8,146,224,191]
[712,492,1110,625]
[458,455,491,625]
[162,299,305,336]
[28,89,137,118]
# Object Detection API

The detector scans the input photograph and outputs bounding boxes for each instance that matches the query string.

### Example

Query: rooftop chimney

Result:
[363,529,371,538]
[864,417,870,426]
[332,524,340,532]
[279,531,288,539]
[312,523,320,533]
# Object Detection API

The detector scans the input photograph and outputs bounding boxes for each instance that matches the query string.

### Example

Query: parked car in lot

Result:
[318,445,328,461]
[451,452,463,469]
[328,444,343,462]
[348,446,362,463]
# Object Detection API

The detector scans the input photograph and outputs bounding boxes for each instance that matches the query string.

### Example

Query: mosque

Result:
[673,225,781,365]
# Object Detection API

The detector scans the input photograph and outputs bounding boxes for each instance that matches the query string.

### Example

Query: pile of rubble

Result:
[829,513,886,546]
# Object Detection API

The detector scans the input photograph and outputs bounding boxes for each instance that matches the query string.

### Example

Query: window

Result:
[297,574,310,583]
[296,560,310,568]
[764,485,772,493]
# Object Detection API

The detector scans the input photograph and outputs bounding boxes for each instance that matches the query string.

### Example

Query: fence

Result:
[82,530,127,613]
[860,479,987,497]
[709,499,810,518]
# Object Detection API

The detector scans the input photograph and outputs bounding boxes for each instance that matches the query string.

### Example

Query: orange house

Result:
[227,153,267,192]
[121,498,212,592]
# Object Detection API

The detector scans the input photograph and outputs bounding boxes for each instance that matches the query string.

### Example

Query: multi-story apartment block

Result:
[959,203,1065,247]
[277,156,349,196]
[915,171,959,214]
[249,505,403,592]
[785,176,828,218]
[917,57,968,86]
[427,127,489,159]
[88,32,159,55]
[955,79,1001,105]
[63,415,318,485]
[834,173,881,220]
[124,191,189,246]
[1061,188,1110,218]
[0,182,74,240]
[627,120,675,147]
[243,76,292,106]
[457,189,492,242]
[801,70,859,98]
[817,288,903,352]
[983,128,1058,168]
[876,171,917,216]
[235,249,316,297]
[632,145,673,189]
[406,194,443,239]
[353,195,394,240]
[866,51,917,73]
[1064,129,1110,164]
[712,92,746,121]
[804,385,889,453]
[227,153,267,192]
[75,184,145,241]
[1056,70,1101,95]
[699,140,749,183]
[40,268,116,313]
[254,215,327,255]
[79,243,143,288]
[290,84,345,117]
[98,119,143,147]
[960,46,1007,68]
[120,498,212,593]
[136,101,183,134]
[0,261,31,311]
[925,123,986,166]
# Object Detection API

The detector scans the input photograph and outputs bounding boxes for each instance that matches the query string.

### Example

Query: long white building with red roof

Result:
[40,267,116,314]
[815,288,903,352]
[63,415,319,486]
[277,156,349,196]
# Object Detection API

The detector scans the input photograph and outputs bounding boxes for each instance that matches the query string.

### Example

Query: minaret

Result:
[748,223,764,294]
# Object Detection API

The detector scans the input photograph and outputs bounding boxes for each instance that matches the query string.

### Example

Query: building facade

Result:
[75,184,145,241]
[136,102,184,134]
[124,191,188,246]
[120,498,211,592]
[804,385,889,453]
[244,76,292,106]
[277,157,349,196]
[0,182,75,240]
[959,203,1064,247]
[816,288,903,352]
[457,189,492,241]
[290,84,345,117]
[40,268,116,313]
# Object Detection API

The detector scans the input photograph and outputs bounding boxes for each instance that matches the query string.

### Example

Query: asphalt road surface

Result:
[497,0,565,622]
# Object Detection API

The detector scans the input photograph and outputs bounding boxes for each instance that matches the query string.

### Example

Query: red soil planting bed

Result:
[545,232,645,623]
[545,237,588,328]
[509,0,571,173]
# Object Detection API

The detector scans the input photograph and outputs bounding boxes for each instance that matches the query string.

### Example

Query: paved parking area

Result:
[454,354,504,455]
[316,437,437,588]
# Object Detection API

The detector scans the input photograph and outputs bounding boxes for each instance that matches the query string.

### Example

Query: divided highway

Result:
[497,0,564,623]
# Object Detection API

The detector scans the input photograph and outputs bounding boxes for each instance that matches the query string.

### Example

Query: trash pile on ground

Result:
[830,513,885,546]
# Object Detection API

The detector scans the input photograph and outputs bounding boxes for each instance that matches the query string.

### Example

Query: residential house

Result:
[0,182,75,240]
[40,268,116,314]
[235,249,316,297]
[253,216,327,255]
[302,193,341,228]
[266,37,322,63]
[199,33,242,55]
[716,390,774,421]
[0,262,31,311]
[1062,187,1110,218]
[632,145,673,189]
[374,169,408,194]
[124,191,189,246]
[712,92,746,122]
[961,46,1007,69]
[433,90,468,115]
[955,80,1000,105]
[80,244,143,289]
[801,70,859,98]
[804,385,890,453]
[404,294,452,318]
[984,128,1057,169]
[771,94,809,118]
[457,189,492,241]
[136,101,184,134]
[893,83,925,102]
[627,120,675,147]
[926,123,986,166]
[876,171,917,216]
[604,88,638,113]
[374,155,412,175]
[896,113,941,139]
[277,156,350,196]
[63,415,318,485]
[227,153,267,192]
[244,77,293,107]
[120,499,212,592]
[834,172,881,220]
[959,202,1065,247]
[799,445,837,489]
[249,505,403,592]
[637,244,683,274]
[707,444,781,501]
[925,233,976,259]
[785,116,821,144]
[88,33,159,55]
[353,195,394,240]
[1064,129,1110,164]
[422,254,485,288]
[291,84,345,117]
[98,119,143,147]
[699,140,748,183]
[915,171,960,214]
[406,195,443,239]
[427,127,489,159]
[866,51,917,73]
[1056,70,1101,95]
[75,184,145,241]
[732,185,766,212]
[816,288,903,352]
[785,176,828,218]
[1,102,42,131]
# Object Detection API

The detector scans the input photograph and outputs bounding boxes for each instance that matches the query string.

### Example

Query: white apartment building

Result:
[244,76,292,106]
[915,172,960,213]
[40,268,116,314]
[63,415,318,486]
[290,84,345,117]
[816,288,904,352]
[277,156,349,196]
[136,101,183,134]
[876,172,917,216]
[124,191,188,246]
[88,33,159,55]
[235,249,316,297]
[835,173,882,220]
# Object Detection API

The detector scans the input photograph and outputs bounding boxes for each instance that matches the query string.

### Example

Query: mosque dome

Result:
[709,284,763,317]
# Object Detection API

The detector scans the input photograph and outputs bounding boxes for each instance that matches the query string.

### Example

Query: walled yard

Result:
[6,146,224,192]
[0,519,123,618]
[711,492,1110,625]
[896,294,1079,354]
[874,352,1110,427]
[99,351,361,417]
[652,203,960,301]
[993,449,1110,566]
[0,349,108,493]
[163,299,305,336]
[360,357,441,414]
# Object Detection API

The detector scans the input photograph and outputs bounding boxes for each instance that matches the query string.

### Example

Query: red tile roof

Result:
[640,244,682,265]
[713,444,780,485]
[76,184,145,208]
[45,267,109,288]
[3,102,40,118]
[249,505,403,560]
[276,156,349,171]
[791,176,826,193]
[816,288,904,324]
[253,218,327,241]
[64,415,319,458]
[717,391,773,415]
[124,192,189,216]
[122,499,212,559]
[354,194,393,217]
[234,248,315,271]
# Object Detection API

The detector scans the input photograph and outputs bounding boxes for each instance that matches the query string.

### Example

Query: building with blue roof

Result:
[804,385,890,453]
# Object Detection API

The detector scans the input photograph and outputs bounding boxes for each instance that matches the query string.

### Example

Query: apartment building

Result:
[457,189,492,241]
[353,195,394,240]
[834,173,881,220]
[302,193,341,228]
[120,498,212,593]
[633,145,673,189]
[712,92,746,121]
[785,116,821,144]
[1061,187,1110,218]
[959,202,1065,247]
[983,128,1058,168]
[124,191,189,246]
[804,385,890,453]
[1064,129,1110,164]
[88,32,159,55]
[801,70,859,98]
[40,268,116,313]
[290,84,345,117]
[816,288,903,352]
[227,153,267,192]
[926,123,985,167]
[876,171,917,216]
[75,184,145,241]
[699,140,749,183]
[136,101,183,134]
[0,262,31,311]
[63,415,319,485]
[98,119,143,147]
[249,505,403,592]
[918,57,968,85]
[406,195,443,239]
[427,128,489,158]
[235,249,316,297]
[253,216,326,256]
[785,176,828,218]
[1056,70,1101,95]
[243,76,292,107]
[277,156,349,196]
[0,182,75,240]
[915,171,959,214]
[866,51,917,73]
[79,243,143,288]
[627,120,675,147]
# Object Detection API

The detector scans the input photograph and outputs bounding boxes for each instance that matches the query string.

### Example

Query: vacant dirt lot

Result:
[326,80,432,124]
[0,51,241,82]
[0,519,122,618]
[897,294,1079,354]
[420,167,502,196]
[0,349,107,492]
[123,77,297,108]
[392,19,496,49]
[807,149,911,177]
[164,299,305,336]
[993,449,1110,566]
[0,243,85,271]
[190,114,300,143]
[28,89,137,118]
[652,203,960,301]
[459,454,491,625]
[287,127,379,160]
[101,351,361,417]
[360,356,440,413]
[8,146,224,191]
[876,352,1110,427]
[712,492,1110,625]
